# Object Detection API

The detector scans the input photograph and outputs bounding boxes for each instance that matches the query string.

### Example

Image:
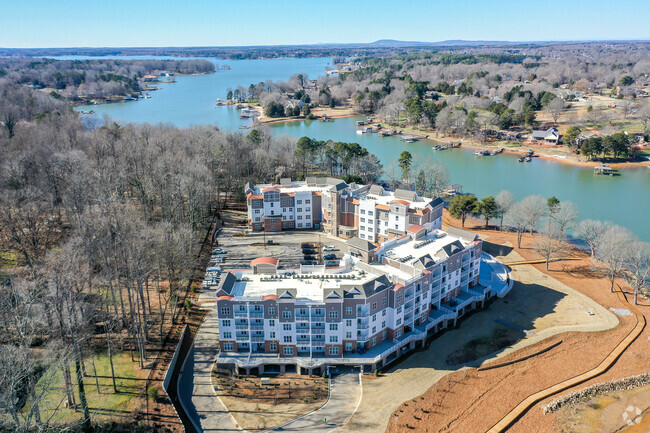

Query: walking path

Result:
[178,308,242,433]
[267,372,362,433]
[486,286,646,432]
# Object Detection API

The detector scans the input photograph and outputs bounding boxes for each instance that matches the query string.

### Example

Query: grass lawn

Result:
[32,351,148,424]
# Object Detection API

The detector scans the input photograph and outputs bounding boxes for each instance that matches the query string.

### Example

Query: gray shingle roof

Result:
[347,236,375,252]
[394,188,417,201]
[445,226,479,241]
[437,240,465,258]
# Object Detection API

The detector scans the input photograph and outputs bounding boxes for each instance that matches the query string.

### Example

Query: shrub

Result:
[147,386,159,402]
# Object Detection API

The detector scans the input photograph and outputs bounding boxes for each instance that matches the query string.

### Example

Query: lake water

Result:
[74,57,650,241]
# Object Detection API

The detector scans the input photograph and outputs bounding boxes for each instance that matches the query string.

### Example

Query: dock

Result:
[594,164,617,176]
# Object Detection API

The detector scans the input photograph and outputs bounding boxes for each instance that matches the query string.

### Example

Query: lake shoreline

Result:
[254,109,650,170]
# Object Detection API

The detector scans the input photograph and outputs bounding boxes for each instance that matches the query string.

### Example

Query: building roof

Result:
[445,226,479,241]
[394,189,417,201]
[406,224,426,233]
[347,236,376,252]
[438,240,465,258]
[251,257,279,267]
[261,187,279,193]
[390,199,411,206]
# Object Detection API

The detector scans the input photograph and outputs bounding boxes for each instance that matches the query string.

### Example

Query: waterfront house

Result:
[531,127,561,145]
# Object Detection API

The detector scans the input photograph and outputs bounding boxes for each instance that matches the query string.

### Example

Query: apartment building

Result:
[245,177,443,242]
[215,226,511,376]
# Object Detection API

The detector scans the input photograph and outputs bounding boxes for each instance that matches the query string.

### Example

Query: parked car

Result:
[302,248,316,254]
[325,261,339,267]
[212,248,226,254]
[323,246,336,252]
[300,260,317,265]
[324,254,336,260]
[301,242,313,248]
[303,255,317,261]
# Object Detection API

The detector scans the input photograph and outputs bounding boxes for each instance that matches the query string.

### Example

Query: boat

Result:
[518,157,526,163]
[523,150,534,157]
[490,150,497,156]
[432,145,444,151]
[525,156,532,162]
[474,149,490,156]
[355,120,367,126]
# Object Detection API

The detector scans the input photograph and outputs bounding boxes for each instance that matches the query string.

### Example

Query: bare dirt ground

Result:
[380,212,649,433]
[213,373,328,431]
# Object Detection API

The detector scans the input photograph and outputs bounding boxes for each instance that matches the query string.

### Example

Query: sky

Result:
[1,0,648,48]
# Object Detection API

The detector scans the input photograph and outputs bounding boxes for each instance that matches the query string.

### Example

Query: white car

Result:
[323,246,336,252]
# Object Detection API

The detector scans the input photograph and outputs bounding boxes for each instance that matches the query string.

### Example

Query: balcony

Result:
[236,335,249,342]
[405,294,414,302]
[356,310,369,317]
[234,312,248,318]
[235,325,248,330]
[404,304,413,313]
[295,316,310,322]
[249,312,264,318]
[251,336,265,343]
[356,332,368,341]
[250,325,264,331]
[311,329,325,334]
[356,322,369,329]
[296,328,310,334]
[312,334,325,341]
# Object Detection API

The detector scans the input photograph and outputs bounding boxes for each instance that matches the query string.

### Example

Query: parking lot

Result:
[213,227,350,273]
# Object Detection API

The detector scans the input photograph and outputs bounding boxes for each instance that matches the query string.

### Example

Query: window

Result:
[385,221,388,226]
[269,307,275,316]
[372,326,376,334]
[254,209,260,214]
[382,309,386,317]
[372,337,377,347]
[345,343,353,351]
[253,305,262,312]
[372,302,377,310]
[299,308,307,315]
[221,320,231,327]
[297,208,302,212]
[270,342,277,351]
[306,207,310,212]
[329,336,338,343]
[222,331,232,339]
[220,307,231,316]
[396,318,402,325]
[360,217,365,223]
[346,319,352,326]
[269,331,276,339]
[224,342,234,351]
[346,331,352,339]
[345,307,352,315]
[368,211,374,216]
[269,319,275,327]
[329,324,338,331]
[360,209,366,214]
[329,347,339,355]
[297,215,302,220]
[314,308,323,315]
[396,329,402,338]
[298,223,303,228]
[284,347,293,355]
[397,306,402,314]
[283,323,292,331]
[397,294,403,303]
[382,331,387,341]
[283,208,287,213]
[359,234,365,239]
[282,311,292,319]
[381,321,386,329]
[283,336,292,343]
[305,199,310,204]
[329,310,339,319]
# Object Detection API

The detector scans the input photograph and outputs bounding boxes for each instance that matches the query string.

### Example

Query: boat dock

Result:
[594,164,617,176]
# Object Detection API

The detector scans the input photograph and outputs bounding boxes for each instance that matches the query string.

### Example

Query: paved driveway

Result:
[267,372,362,433]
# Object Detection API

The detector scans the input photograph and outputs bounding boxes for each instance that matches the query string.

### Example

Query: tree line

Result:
[448,192,649,304]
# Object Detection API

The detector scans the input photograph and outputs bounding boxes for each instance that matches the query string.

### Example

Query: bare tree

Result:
[495,190,514,229]
[619,100,636,119]
[533,223,566,270]
[638,104,650,132]
[504,201,530,248]
[596,225,635,292]
[521,195,547,235]
[546,98,565,124]
[426,163,450,198]
[550,201,579,236]
[575,219,607,257]
[622,241,650,305]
